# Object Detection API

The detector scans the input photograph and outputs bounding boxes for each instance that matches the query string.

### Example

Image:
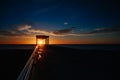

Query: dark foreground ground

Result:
[0,49,33,80]
[30,45,113,80]
[0,45,114,80]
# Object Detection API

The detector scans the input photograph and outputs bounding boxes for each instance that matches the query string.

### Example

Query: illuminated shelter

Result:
[36,35,49,45]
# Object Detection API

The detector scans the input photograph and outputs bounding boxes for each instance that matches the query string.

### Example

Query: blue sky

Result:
[0,0,120,44]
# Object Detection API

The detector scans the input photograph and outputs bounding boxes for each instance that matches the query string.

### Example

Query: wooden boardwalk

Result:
[30,46,112,80]
[18,45,112,80]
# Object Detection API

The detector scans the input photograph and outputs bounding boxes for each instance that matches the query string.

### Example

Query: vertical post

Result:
[47,37,49,44]
[45,39,46,45]
[45,39,47,45]
[45,37,49,45]
[36,37,37,45]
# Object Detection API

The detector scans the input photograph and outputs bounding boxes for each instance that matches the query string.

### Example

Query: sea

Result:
[0,44,120,51]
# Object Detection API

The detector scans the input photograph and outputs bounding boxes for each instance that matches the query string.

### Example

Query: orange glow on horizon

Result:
[0,36,120,44]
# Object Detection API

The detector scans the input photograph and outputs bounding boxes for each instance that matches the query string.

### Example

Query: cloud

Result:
[52,27,76,35]
[0,24,77,37]
[87,27,120,34]
[0,24,120,37]
[53,26,120,36]
[16,25,32,31]
[0,24,54,37]
[27,29,50,35]
[0,24,33,37]
[0,30,26,37]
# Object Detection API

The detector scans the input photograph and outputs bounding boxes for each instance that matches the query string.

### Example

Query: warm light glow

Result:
[1,36,120,44]
[37,39,45,45]
[38,41,43,44]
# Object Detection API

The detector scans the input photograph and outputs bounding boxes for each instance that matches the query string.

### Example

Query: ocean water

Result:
[0,44,35,49]
[56,44,120,51]
[0,44,120,51]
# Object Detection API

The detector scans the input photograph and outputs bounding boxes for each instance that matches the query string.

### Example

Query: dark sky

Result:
[0,0,120,44]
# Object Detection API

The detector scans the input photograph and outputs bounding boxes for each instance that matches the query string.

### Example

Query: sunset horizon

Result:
[0,0,118,79]
[0,0,120,44]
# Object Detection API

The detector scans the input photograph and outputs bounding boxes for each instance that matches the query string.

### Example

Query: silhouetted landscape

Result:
[0,44,116,80]
[1,0,120,79]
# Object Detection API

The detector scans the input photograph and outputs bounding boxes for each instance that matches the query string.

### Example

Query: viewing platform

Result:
[16,35,112,80]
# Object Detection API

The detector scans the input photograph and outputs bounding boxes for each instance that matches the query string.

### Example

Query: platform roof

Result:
[36,35,49,39]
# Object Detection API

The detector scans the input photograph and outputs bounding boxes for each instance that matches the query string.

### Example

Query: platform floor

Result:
[29,45,113,80]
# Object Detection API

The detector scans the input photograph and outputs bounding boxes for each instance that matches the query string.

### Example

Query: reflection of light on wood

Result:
[37,45,45,60]
[38,55,42,60]
[38,51,42,54]
[39,48,44,52]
